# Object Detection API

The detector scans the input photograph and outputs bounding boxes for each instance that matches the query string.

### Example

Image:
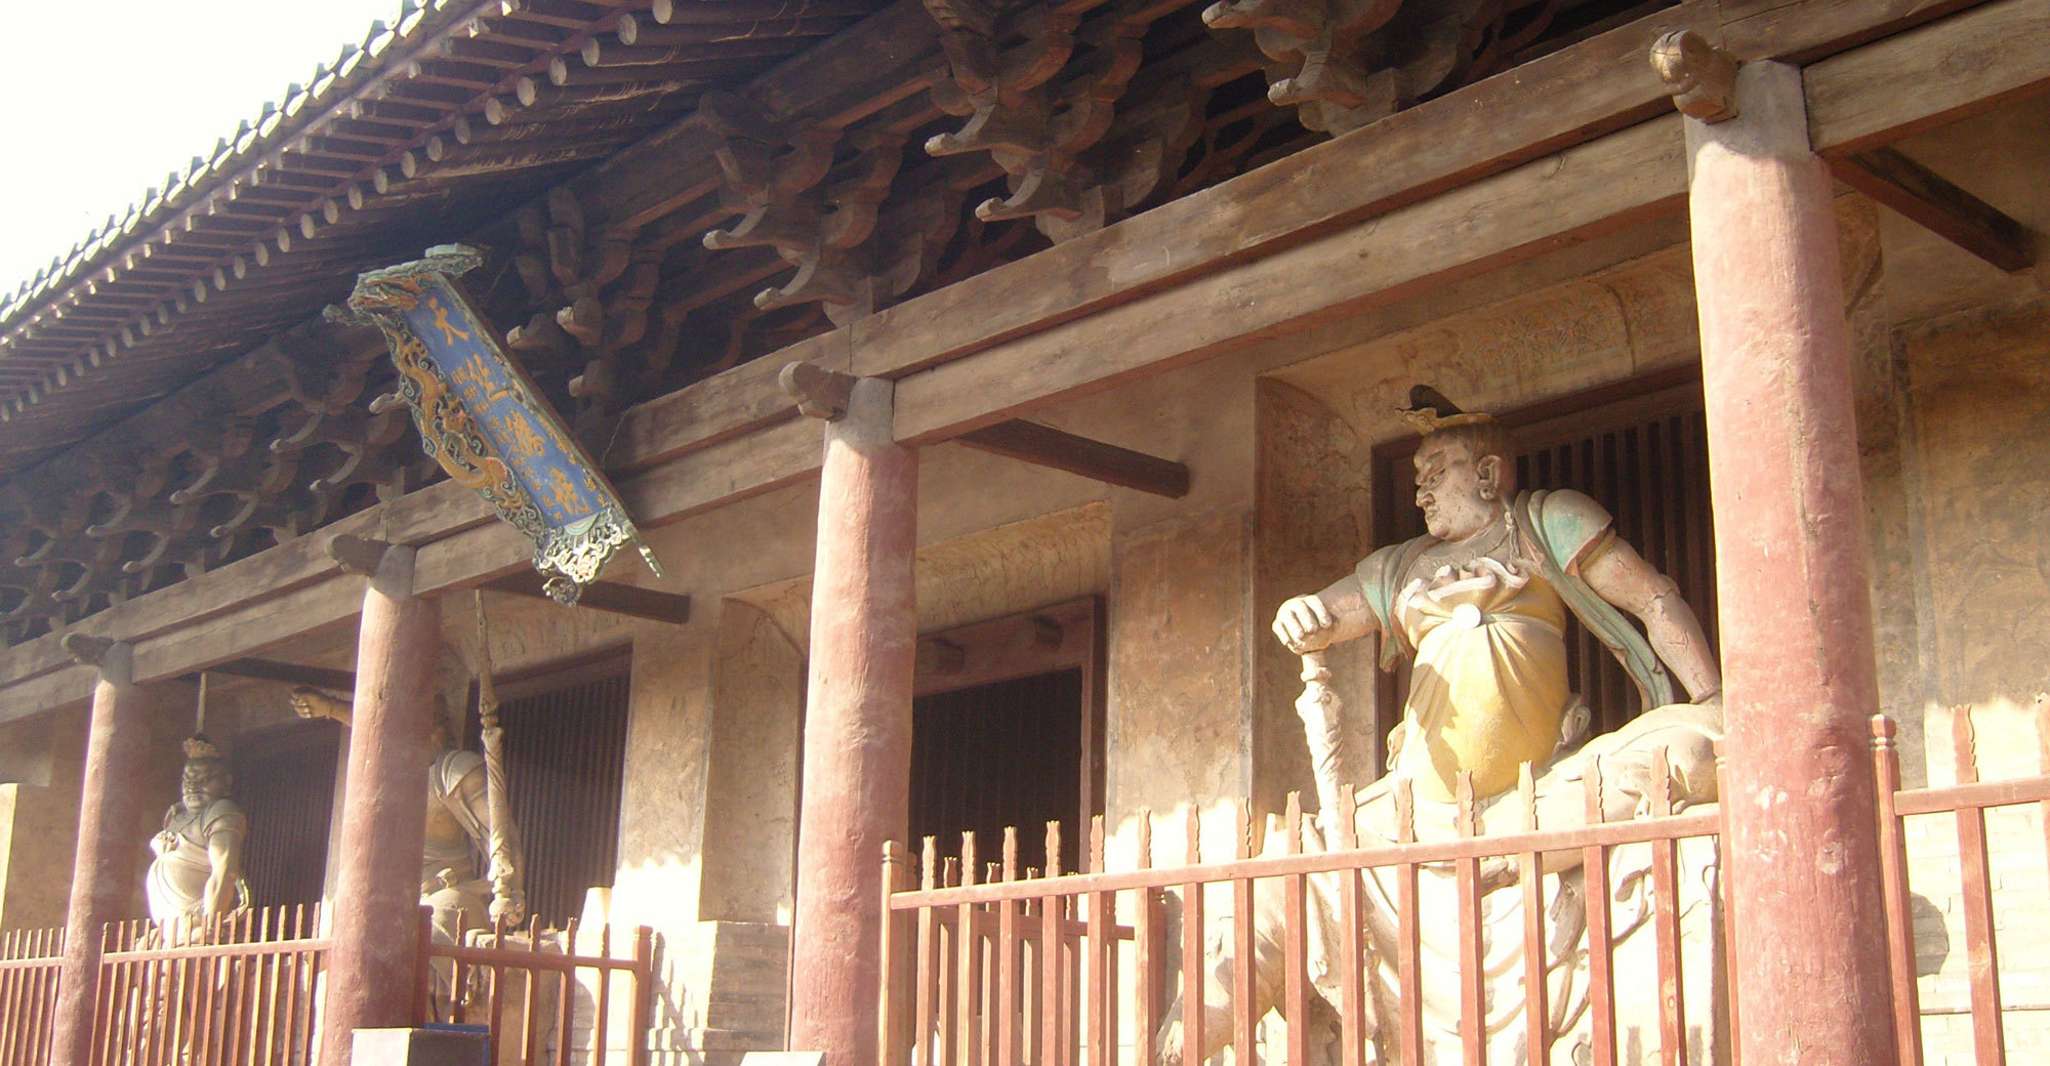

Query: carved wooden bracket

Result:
[780,362,861,421]
[326,534,396,576]
[1649,29,1739,124]
[61,633,121,669]
[1203,0,1537,134]
[924,0,1187,242]
[698,92,945,327]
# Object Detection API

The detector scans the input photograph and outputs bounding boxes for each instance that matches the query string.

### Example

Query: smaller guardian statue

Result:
[145,735,252,929]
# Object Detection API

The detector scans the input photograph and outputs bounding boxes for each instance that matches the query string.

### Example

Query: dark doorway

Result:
[910,668,1085,875]
[1373,371,1719,739]
[467,650,634,929]
[904,597,1105,877]
[232,722,340,910]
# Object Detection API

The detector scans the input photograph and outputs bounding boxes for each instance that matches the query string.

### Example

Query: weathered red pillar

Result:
[784,369,918,1062]
[1679,51,1897,1063]
[49,637,152,1066]
[319,538,441,1066]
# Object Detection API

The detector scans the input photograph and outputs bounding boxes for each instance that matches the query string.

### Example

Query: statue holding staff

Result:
[1161,389,1728,1064]
[290,642,526,952]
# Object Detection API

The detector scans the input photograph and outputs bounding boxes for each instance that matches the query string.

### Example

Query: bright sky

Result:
[0,0,400,298]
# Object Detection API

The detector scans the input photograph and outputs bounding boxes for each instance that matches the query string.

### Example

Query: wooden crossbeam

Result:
[955,420,1190,498]
[1830,149,2036,272]
[488,572,693,624]
[204,658,357,693]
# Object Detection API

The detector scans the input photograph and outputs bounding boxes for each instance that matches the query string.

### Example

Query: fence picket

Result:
[1870,717,1922,1066]
[1180,808,1203,1066]
[1336,785,1367,1066]
[1583,759,1617,1066]
[1133,810,1158,1066]
[1082,816,1110,1066]
[1453,774,1486,1066]
[1518,764,1548,1066]
[1284,792,1310,1066]
[1394,779,1422,1066]
[1648,749,1686,1066]
[1950,707,2006,1065]
[1231,800,1256,1064]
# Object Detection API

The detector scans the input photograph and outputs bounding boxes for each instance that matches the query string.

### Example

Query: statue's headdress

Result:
[1399,385,1498,436]
[181,734,224,762]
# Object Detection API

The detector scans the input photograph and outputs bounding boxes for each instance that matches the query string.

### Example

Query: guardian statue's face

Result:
[180,760,229,811]
[1413,435,1502,542]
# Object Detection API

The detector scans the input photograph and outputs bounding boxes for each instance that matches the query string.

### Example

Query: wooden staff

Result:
[1297,649,1357,839]
[473,591,525,925]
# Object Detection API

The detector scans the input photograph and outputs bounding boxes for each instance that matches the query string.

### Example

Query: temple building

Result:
[0,0,2047,1064]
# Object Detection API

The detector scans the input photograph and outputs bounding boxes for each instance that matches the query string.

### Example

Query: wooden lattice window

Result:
[1373,371,1719,740]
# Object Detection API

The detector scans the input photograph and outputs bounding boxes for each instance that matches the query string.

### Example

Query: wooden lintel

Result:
[204,657,357,693]
[1830,148,2036,272]
[489,572,693,624]
[955,420,1190,498]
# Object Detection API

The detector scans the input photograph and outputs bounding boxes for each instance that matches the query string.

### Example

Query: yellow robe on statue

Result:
[1390,558,1570,802]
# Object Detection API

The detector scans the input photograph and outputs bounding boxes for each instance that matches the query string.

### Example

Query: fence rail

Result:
[0,929,61,1066]
[880,709,2050,1065]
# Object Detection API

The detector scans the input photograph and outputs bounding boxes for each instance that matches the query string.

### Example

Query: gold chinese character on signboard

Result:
[504,412,548,460]
[545,467,585,516]
[426,295,472,345]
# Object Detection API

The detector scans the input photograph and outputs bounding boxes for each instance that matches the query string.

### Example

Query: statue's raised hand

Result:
[1273,594,1337,654]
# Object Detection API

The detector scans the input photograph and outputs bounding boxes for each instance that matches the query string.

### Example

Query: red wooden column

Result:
[1666,38,1897,1064]
[319,536,442,1066]
[49,637,153,1066]
[782,365,919,1062]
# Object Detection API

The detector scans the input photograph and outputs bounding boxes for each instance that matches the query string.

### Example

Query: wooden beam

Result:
[1804,0,2050,156]
[956,420,1191,498]
[2,0,2038,713]
[1831,148,2036,271]
[488,572,693,624]
[895,117,1688,441]
[203,657,358,693]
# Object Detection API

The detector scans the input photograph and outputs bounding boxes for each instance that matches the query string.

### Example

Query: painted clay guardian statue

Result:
[1161,390,1727,1064]
[145,735,251,928]
[288,684,527,947]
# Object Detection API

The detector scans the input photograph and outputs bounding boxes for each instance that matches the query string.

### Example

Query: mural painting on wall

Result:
[145,735,253,933]
[327,244,661,605]
[1166,388,1727,1063]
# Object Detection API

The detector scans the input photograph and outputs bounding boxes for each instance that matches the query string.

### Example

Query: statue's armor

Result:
[145,798,251,924]
[1349,488,1679,801]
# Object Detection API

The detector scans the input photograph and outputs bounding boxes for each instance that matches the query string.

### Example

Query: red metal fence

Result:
[0,905,654,1066]
[91,905,327,1066]
[0,928,61,1066]
[424,913,655,1066]
[878,710,2050,1065]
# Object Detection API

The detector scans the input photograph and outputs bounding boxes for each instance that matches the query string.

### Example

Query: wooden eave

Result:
[0,0,898,472]
[0,0,2041,715]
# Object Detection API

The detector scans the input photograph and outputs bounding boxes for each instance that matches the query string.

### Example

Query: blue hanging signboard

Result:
[328,244,660,604]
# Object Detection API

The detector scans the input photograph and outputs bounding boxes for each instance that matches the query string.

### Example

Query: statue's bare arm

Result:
[290,687,355,727]
[1272,573,1380,654]
[205,828,245,916]
[1578,536,1722,702]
